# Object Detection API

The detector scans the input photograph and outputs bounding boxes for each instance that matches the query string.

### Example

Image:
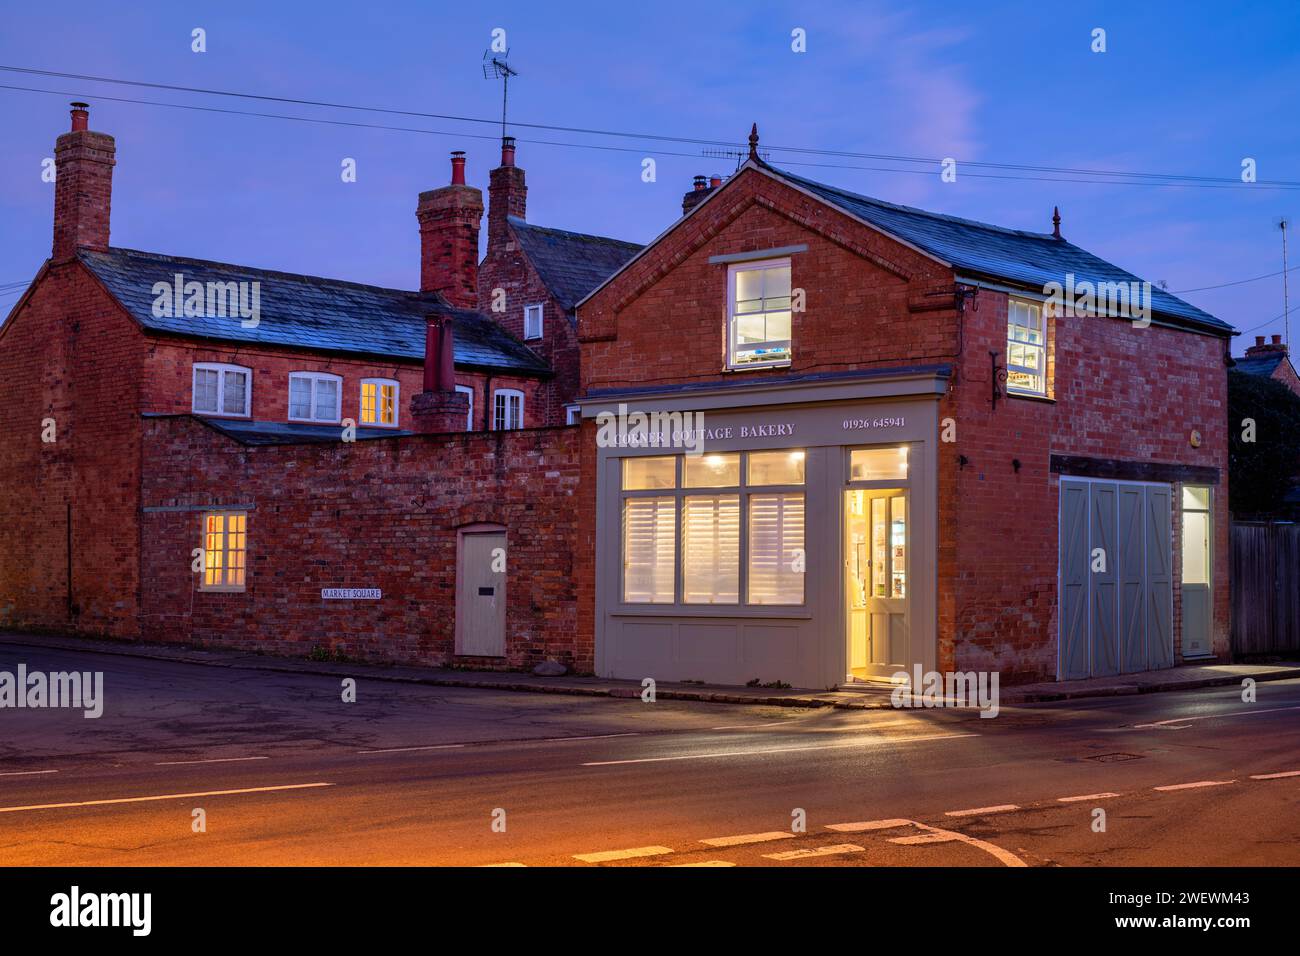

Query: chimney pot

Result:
[710,175,722,188]
[500,135,516,167]
[1256,336,1266,346]
[1273,334,1283,345]
[692,175,707,192]
[69,101,89,131]
[450,150,466,185]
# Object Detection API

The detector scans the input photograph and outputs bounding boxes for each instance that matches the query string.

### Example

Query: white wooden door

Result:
[457,532,506,657]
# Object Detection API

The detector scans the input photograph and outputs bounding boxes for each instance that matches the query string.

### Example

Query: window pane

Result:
[683,453,740,488]
[748,493,804,604]
[747,450,805,486]
[1181,510,1210,585]
[735,269,764,307]
[289,378,312,419]
[764,311,792,341]
[890,495,907,598]
[1182,485,1210,510]
[622,456,676,490]
[361,383,377,423]
[681,495,740,604]
[763,266,791,300]
[380,384,396,424]
[622,497,675,603]
[871,497,887,597]
[315,379,339,421]
[193,369,219,413]
[735,314,767,344]
[221,370,247,415]
[850,446,908,481]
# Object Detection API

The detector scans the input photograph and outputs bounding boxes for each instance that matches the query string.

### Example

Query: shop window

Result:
[850,446,908,481]
[728,259,792,369]
[192,363,250,417]
[623,456,677,490]
[684,453,740,488]
[360,378,399,427]
[524,303,544,340]
[622,497,675,603]
[748,493,805,604]
[682,495,740,603]
[747,450,805,486]
[289,372,342,423]
[1006,297,1047,396]
[455,385,475,430]
[201,512,247,591]
[493,389,525,430]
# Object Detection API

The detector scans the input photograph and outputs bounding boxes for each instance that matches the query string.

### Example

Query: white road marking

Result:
[1153,780,1236,792]
[710,722,800,730]
[944,804,1020,817]
[700,831,796,848]
[356,744,465,754]
[0,782,333,814]
[669,861,735,867]
[764,843,865,861]
[0,770,58,778]
[155,756,269,766]
[825,819,913,832]
[539,733,639,742]
[1250,770,1300,780]
[1057,792,1122,803]
[890,832,958,845]
[582,732,978,766]
[573,845,674,863]
[1132,705,1300,730]
[915,823,1028,867]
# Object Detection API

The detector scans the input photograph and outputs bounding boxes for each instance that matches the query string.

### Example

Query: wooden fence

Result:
[1231,521,1300,656]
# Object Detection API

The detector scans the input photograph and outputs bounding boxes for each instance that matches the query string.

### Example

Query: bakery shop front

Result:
[582,366,946,689]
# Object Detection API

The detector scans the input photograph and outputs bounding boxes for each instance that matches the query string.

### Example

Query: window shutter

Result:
[622,497,676,603]
[748,493,805,604]
[681,495,740,604]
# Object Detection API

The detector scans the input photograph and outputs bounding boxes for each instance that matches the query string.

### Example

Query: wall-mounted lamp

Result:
[1012,458,1022,473]
[990,350,1007,410]
[958,454,970,470]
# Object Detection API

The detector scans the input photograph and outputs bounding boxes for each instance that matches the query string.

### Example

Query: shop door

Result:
[846,489,909,679]
[457,531,507,657]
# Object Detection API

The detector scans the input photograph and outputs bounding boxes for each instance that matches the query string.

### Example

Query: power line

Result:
[1172,263,1300,294]
[2,63,1297,190]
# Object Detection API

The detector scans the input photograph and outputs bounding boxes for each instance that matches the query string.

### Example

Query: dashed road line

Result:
[1153,780,1236,791]
[573,845,674,863]
[764,843,865,861]
[700,831,796,848]
[1057,792,1122,803]
[890,831,958,846]
[155,756,269,766]
[944,804,1020,817]
[355,744,465,755]
[1250,770,1300,780]
[539,733,639,743]
[1132,705,1300,730]
[581,732,978,766]
[825,819,913,832]
[0,782,333,814]
[0,770,58,778]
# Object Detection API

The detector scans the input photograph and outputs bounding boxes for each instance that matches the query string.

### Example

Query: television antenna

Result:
[482,50,519,141]
[1280,217,1291,346]
[702,146,769,169]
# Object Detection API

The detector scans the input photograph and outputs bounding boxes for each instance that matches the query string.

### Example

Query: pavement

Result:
[0,635,1298,867]
[3,630,1297,708]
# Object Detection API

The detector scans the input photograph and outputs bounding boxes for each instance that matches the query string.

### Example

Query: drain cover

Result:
[1087,752,1144,762]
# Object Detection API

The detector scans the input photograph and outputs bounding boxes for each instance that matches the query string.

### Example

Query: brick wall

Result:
[138,415,587,671]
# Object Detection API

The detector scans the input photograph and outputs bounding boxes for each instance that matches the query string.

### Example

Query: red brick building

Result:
[1,107,1236,686]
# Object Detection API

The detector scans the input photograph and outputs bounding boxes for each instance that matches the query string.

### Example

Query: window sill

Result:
[198,587,247,594]
[288,417,344,425]
[194,411,252,419]
[1006,391,1056,405]
[612,605,812,620]
[724,362,793,374]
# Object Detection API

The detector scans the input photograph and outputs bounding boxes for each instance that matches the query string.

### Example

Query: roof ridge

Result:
[508,216,642,249]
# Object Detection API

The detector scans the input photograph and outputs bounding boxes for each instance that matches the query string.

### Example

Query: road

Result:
[0,642,1297,866]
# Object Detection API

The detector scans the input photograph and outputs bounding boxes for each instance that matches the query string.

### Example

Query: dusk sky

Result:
[2,0,1297,352]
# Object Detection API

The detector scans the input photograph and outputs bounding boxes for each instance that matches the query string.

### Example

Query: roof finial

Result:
[748,123,759,161]
[1052,205,1062,239]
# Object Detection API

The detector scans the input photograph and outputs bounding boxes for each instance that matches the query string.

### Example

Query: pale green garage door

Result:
[1059,478,1173,679]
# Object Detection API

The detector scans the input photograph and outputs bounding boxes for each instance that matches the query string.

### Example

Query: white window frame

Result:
[200,511,247,592]
[288,371,343,424]
[191,363,251,418]
[727,257,792,370]
[565,404,581,426]
[493,388,525,430]
[455,384,475,431]
[523,303,544,340]
[1006,297,1048,397]
[359,377,400,428]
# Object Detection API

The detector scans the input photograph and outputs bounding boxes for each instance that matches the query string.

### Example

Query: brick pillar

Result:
[417,152,484,309]
[53,102,116,261]
[409,314,469,433]
[487,136,527,253]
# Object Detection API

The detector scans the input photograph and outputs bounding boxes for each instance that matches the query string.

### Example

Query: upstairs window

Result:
[524,303,544,340]
[728,259,792,369]
[289,372,342,423]
[360,378,399,427]
[1006,298,1047,397]
[455,384,475,430]
[192,363,251,417]
[493,388,524,430]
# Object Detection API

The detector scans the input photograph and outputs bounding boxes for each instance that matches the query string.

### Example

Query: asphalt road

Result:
[0,642,1297,866]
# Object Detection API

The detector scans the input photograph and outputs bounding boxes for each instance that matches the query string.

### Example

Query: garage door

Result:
[1059,478,1173,679]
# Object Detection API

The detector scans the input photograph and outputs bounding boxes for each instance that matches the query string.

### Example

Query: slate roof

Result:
[771,165,1232,334]
[508,217,642,312]
[80,247,550,375]
[1234,352,1287,378]
[193,417,411,446]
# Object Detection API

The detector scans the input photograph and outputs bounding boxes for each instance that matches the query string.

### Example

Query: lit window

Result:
[748,493,805,604]
[455,385,475,430]
[524,304,544,340]
[622,497,675,603]
[201,512,247,591]
[493,389,524,430]
[682,495,740,603]
[289,372,342,423]
[850,446,908,481]
[747,450,805,486]
[622,456,676,490]
[1181,486,1211,586]
[728,259,792,369]
[192,363,251,417]
[1006,298,1047,396]
[360,378,399,427]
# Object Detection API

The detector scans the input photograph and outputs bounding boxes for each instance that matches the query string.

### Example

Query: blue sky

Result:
[1,0,1297,352]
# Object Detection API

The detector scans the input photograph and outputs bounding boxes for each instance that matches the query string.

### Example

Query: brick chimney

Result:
[409,313,470,433]
[52,102,116,261]
[487,136,527,252]
[417,151,484,309]
[681,174,721,216]
[1245,334,1289,357]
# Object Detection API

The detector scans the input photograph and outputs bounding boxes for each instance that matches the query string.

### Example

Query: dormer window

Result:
[728,259,792,369]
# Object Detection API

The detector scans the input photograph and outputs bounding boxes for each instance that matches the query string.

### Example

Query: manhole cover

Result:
[1087,752,1144,762]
